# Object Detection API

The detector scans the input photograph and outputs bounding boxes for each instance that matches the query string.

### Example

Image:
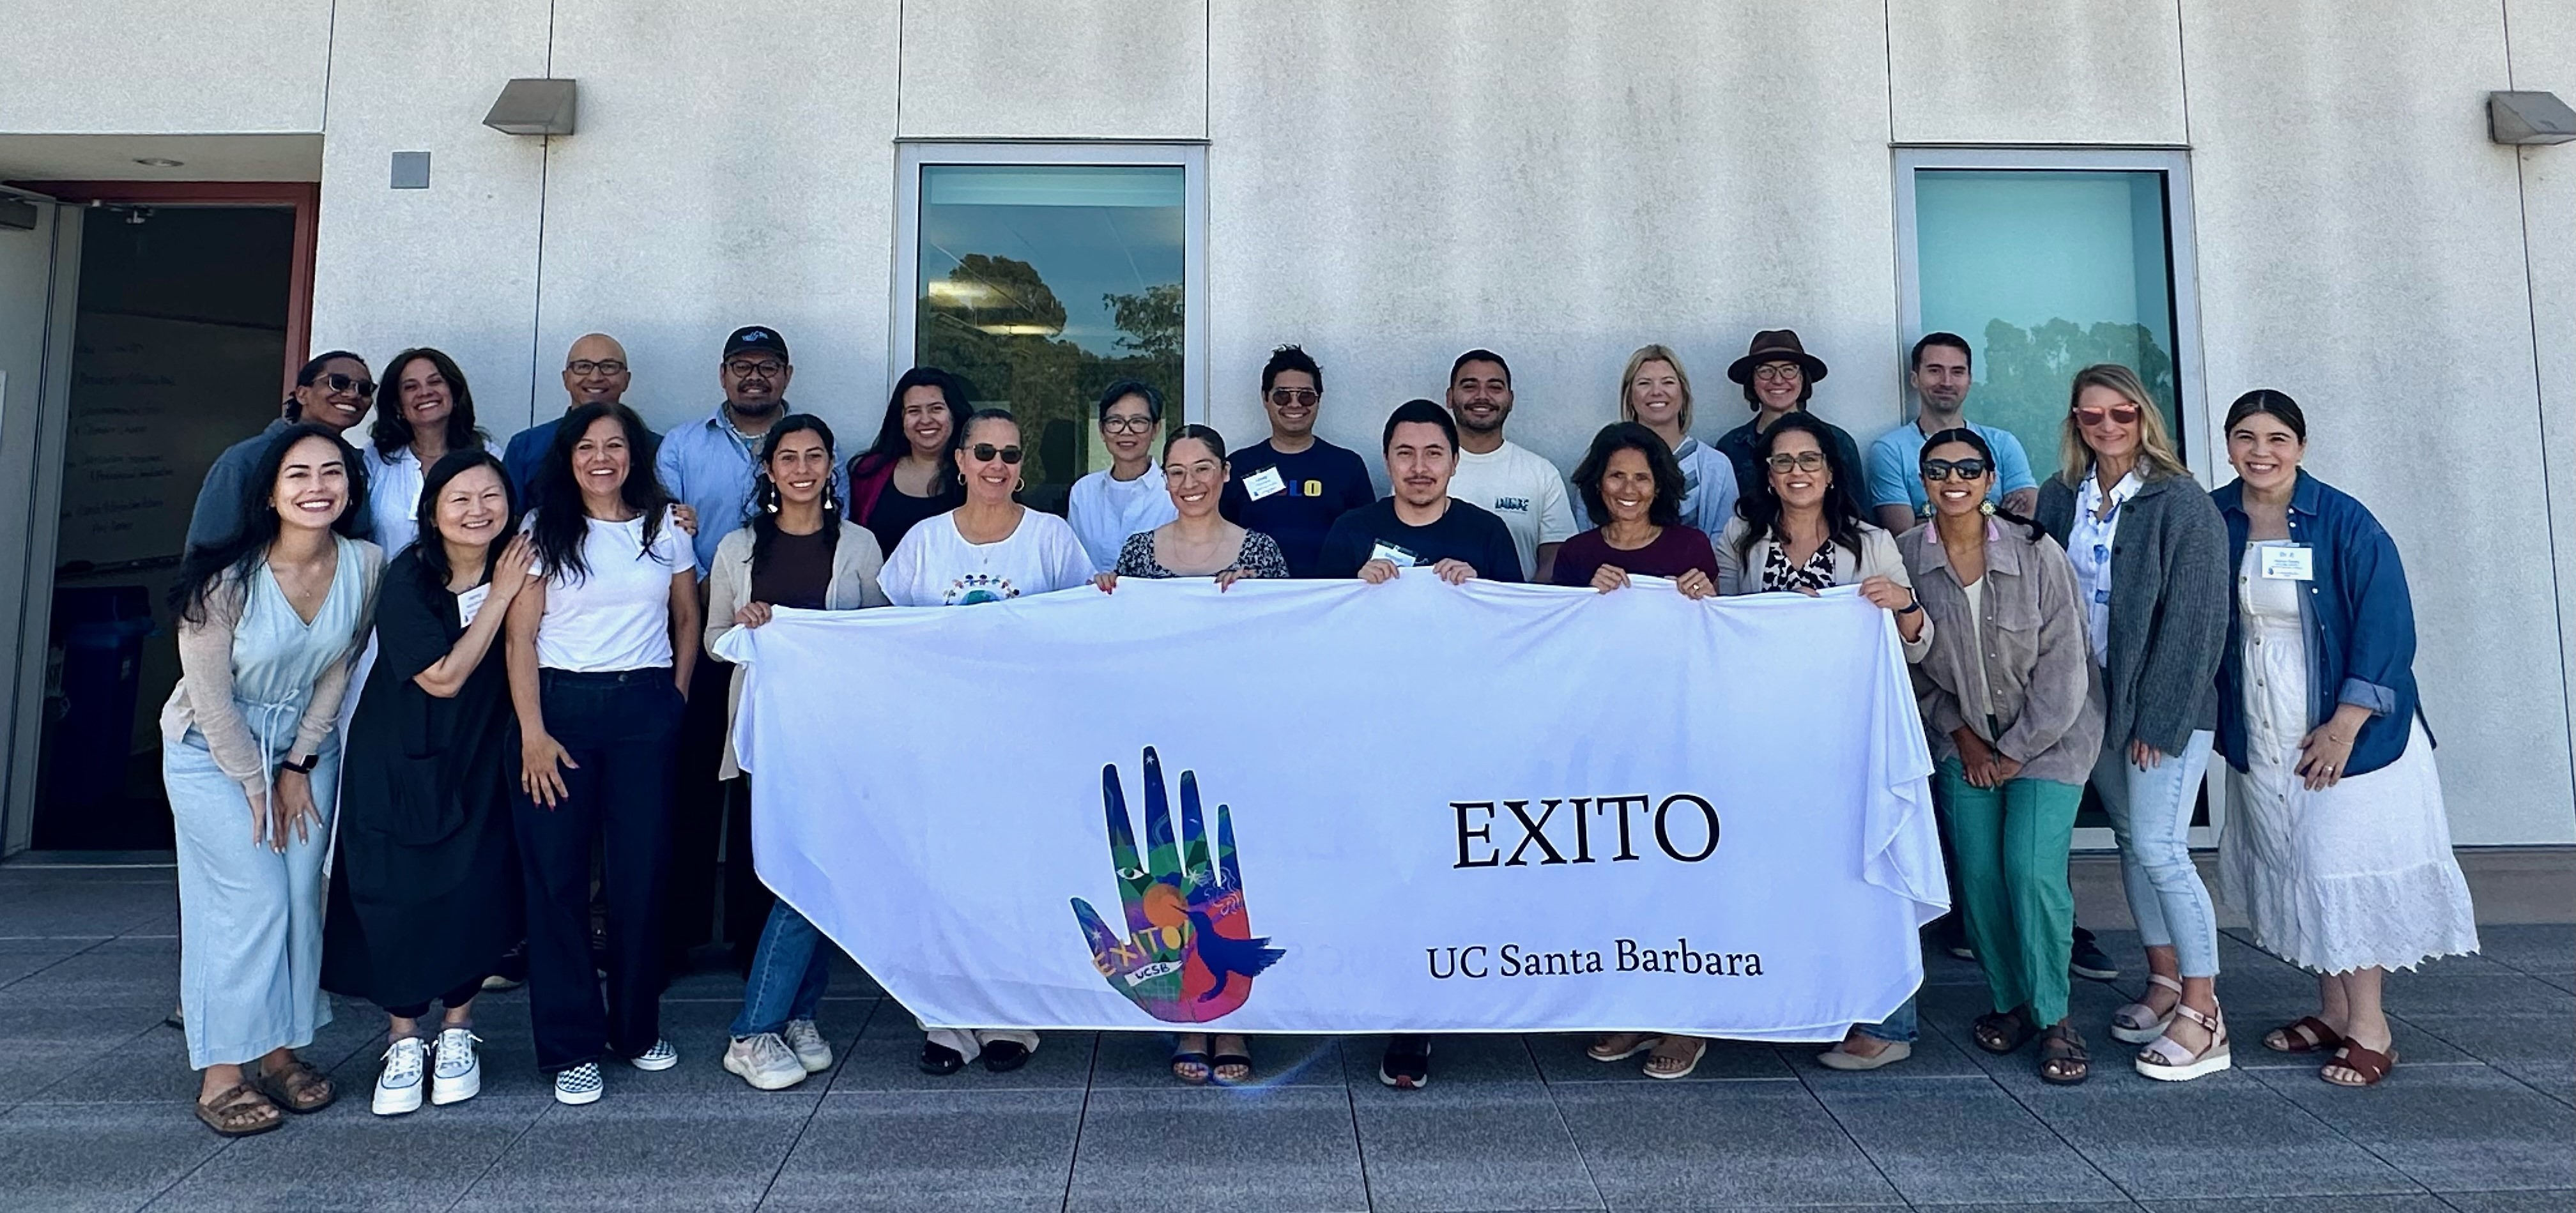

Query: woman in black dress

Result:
[323,450,535,1117]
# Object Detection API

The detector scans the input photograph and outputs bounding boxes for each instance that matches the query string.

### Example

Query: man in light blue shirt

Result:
[1864,332,2039,534]
[654,325,848,575]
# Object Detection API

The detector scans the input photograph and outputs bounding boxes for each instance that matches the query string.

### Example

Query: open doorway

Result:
[31,202,302,849]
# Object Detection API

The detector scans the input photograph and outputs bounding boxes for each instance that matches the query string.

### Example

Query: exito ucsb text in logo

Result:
[1071,747,1284,1023]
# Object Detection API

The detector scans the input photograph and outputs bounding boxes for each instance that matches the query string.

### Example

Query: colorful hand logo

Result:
[1071,746,1283,1023]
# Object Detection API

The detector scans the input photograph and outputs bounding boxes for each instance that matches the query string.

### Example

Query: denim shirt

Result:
[2212,470,2425,777]
[656,404,850,575]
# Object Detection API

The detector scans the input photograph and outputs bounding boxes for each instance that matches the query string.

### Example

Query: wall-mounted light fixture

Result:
[483,79,578,137]
[2490,91,2576,146]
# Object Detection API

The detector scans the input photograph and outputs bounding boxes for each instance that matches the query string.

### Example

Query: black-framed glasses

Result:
[320,373,376,397]
[726,358,786,378]
[1763,451,1828,474]
[1100,415,1157,434]
[566,359,628,376]
[1920,457,1990,482]
[1266,388,1320,406]
[1752,364,1802,384]
[968,443,1024,464]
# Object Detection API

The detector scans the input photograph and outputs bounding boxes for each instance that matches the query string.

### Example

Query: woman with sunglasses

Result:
[2212,390,2476,1088]
[1899,430,2104,1084]
[364,349,504,555]
[1068,379,1181,574]
[2035,363,2232,1082]
[187,352,380,553]
[880,408,1089,1075]
[706,415,889,1090]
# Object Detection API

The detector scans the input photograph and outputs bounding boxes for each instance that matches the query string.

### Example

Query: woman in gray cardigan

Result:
[2036,364,2232,1083]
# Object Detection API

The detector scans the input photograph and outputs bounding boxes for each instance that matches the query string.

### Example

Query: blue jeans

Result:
[731,901,831,1037]
[1857,993,1919,1043]
[2092,730,2221,978]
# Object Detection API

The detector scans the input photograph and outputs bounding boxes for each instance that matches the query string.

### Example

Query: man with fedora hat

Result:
[1713,328,1864,494]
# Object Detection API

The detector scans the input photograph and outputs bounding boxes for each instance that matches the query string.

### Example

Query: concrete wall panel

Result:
[898,0,1207,141]
[1890,0,2186,145]
[0,1,332,134]
[536,0,903,441]
[2507,0,2576,829]
[2182,0,2574,843]
[1206,0,1901,480]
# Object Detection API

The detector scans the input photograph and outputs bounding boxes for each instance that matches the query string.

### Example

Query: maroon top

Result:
[1550,525,1722,586]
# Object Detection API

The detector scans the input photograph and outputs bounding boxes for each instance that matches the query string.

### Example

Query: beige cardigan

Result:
[703,521,888,778]
[160,538,385,799]
[1712,516,1933,662]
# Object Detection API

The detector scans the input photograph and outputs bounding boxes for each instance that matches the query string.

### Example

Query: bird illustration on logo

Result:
[1071,747,1284,1022]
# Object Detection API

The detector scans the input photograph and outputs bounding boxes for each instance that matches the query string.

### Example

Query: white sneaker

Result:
[373,1037,427,1116]
[431,1028,483,1105]
[553,1062,604,1105]
[723,1034,809,1091]
[781,1019,832,1072]
[628,1039,678,1071]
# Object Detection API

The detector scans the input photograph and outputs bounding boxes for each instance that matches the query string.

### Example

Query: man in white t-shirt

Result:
[1441,349,1576,581]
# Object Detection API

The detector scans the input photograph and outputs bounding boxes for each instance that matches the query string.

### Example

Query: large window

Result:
[894,145,1206,514]
[1895,149,2207,478]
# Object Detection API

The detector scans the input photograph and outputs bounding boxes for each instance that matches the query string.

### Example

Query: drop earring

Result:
[1979,500,1997,517]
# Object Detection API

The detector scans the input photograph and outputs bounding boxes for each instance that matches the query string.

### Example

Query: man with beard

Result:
[1217,344,1377,577]
[505,332,659,499]
[1863,332,2038,534]
[654,326,848,973]
[1440,349,1575,581]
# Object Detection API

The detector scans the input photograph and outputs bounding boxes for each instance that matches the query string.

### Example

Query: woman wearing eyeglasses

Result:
[879,408,1090,1076]
[2212,390,2475,1089]
[2035,363,2232,1082]
[1068,379,1180,574]
[1899,430,2104,1084]
[1711,330,1864,500]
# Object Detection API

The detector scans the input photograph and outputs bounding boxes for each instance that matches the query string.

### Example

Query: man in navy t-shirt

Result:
[1317,399,1522,586]
[1218,344,1377,577]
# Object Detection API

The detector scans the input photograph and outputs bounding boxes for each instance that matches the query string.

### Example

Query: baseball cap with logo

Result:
[723,326,790,364]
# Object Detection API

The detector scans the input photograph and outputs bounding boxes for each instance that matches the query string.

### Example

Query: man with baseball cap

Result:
[656,326,849,975]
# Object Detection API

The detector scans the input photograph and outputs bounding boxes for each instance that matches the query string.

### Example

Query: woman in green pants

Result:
[1898,429,2105,1084]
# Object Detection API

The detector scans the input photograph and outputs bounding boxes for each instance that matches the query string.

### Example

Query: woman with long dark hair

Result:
[323,450,535,1116]
[365,348,500,554]
[845,367,969,554]
[1553,422,1721,596]
[705,415,889,1090]
[162,423,383,1136]
[503,401,701,1106]
[187,351,378,552]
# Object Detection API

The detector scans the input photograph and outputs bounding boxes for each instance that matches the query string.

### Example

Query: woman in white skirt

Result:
[2211,389,2478,1088]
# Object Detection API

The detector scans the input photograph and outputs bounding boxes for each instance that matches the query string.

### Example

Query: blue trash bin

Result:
[45,585,158,814]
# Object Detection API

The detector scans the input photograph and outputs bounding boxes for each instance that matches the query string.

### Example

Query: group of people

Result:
[158,323,2479,1138]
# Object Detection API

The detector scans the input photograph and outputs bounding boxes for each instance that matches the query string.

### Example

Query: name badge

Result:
[2260,545,2315,581]
[456,584,493,628]
[1243,466,1287,501]
[1368,540,1420,568]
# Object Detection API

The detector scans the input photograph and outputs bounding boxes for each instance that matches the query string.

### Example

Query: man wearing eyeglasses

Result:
[1217,345,1377,577]
[1862,333,2039,535]
[656,326,850,975]
[502,332,660,499]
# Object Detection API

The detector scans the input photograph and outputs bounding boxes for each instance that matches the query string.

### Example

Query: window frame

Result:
[890,141,1209,427]
[1892,146,2213,480]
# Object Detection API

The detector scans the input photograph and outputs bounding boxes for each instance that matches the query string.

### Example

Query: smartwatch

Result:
[277,752,320,776]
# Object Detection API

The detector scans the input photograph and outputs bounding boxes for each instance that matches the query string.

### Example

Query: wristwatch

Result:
[1896,593,1923,616]
[277,752,320,776]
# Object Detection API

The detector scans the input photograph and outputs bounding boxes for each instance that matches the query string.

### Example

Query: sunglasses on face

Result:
[1920,458,1990,482]
[2073,404,2142,427]
[967,443,1024,464]
[1267,388,1320,406]
[319,373,376,397]
[1764,451,1829,474]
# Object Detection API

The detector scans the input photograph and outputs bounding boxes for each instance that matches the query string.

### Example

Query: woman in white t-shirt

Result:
[363,348,504,555]
[502,401,702,1108]
[880,409,1089,1076]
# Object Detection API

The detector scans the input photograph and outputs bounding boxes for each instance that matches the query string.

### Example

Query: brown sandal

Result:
[2038,1023,2090,1085]
[253,1056,337,1113]
[2322,1042,2397,1087]
[2264,1016,2345,1054]
[194,1081,283,1138]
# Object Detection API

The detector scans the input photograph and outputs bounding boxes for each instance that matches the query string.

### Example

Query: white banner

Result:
[719,575,1944,1041]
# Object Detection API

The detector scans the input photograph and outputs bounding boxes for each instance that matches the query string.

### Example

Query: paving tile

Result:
[1901,1203,2142,1213]
[0,878,178,937]
[2464,925,2573,977]
[2244,1062,2576,1193]
[1352,1085,1602,1212]
[2141,1198,2457,1212]
[825,999,1100,1094]
[145,1094,548,1211]
[2437,1193,2576,1212]
[1524,1032,1793,1083]
[2021,1068,2420,1199]
[2373,973,2571,1018]
[1551,1078,1901,1209]
[1340,1034,1544,1087]
[762,1088,1078,1211]
[0,935,180,1009]
[1814,1075,2126,1206]
[1087,1028,1345,1087]
[451,1094,813,1210]
[2393,1011,2575,1100]
[1064,1085,1366,1213]
[0,1099,230,1211]
[0,1003,170,1112]
[0,936,103,988]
